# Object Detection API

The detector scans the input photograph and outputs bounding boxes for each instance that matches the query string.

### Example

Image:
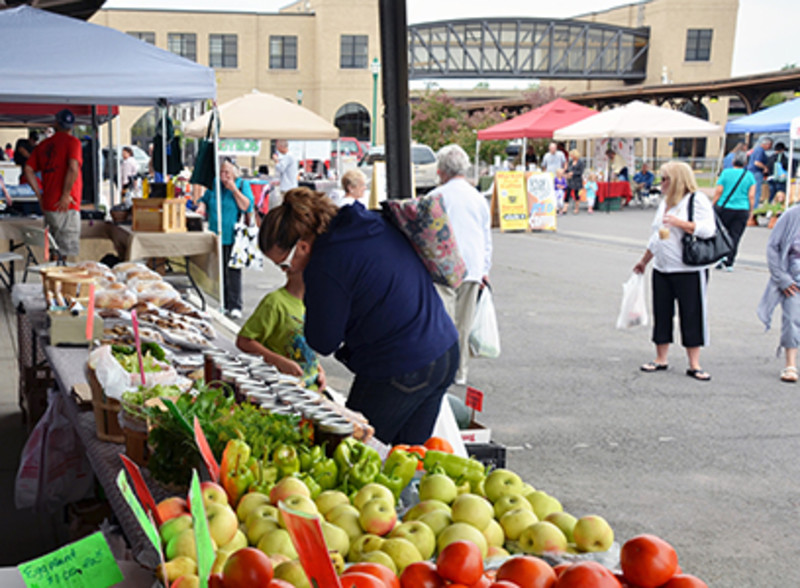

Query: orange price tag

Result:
[465,387,484,412]
[193,416,220,483]
[280,503,342,588]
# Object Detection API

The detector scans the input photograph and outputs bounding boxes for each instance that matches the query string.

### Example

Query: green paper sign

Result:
[190,470,214,588]
[18,532,123,588]
[219,138,261,156]
[116,470,161,553]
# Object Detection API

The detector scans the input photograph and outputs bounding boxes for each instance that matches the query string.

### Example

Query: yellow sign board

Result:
[494,171,529,232]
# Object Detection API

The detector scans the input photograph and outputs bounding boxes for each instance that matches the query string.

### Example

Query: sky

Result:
[103,0,799,79]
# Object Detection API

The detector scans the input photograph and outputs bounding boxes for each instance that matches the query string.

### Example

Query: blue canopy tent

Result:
[726,98,800,204]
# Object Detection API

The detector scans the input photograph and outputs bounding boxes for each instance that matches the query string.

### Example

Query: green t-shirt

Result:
[238,287,321,388]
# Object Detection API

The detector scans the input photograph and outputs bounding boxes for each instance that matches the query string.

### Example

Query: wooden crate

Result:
[87,367,125,443]
[132,198,186,233]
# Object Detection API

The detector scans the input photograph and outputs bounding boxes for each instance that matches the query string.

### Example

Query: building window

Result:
[685,29,712,62]
[270,36,297,69]
[127,31,155,44]
[210,34,237,68]
[168,33,197,62]
[340,35,368,69]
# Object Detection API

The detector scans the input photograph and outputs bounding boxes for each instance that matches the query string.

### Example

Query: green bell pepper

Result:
[423,450,486,487]
[334,437,381,489]
[378,449,418,499]
[273,444,300,478]
[298,473,322,499]
[309,457,339,491]
[219,439,255,506]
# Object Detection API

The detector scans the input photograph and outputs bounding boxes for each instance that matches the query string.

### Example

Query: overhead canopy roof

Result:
[185,91,339,140]
[725,98,800,134]
[477,98,597,141]
[553,100,722,139]
[4,0,105,21]
[0,5,216,106]
[0,103,117,126]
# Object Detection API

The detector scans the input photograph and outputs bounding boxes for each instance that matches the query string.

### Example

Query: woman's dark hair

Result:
[258,187,338,253]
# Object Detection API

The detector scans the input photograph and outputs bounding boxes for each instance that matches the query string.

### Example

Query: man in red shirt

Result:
[24,109,83,257]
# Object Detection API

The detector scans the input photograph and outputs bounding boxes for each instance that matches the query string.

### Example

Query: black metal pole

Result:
[379,0,412,199]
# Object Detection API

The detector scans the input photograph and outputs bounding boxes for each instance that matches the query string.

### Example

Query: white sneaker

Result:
[454,376,467,386]
[229,309,242,319]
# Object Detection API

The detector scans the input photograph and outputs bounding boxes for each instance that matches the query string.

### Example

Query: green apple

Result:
[166,528,216,561]
[379,537,423,574]
[171,574,200,588]
[493,493,533,520]
[244,504,281,531]
[353,483,395,511]
[359,549,398,574]
[315,490,351,517]
[389,521,436,560]
[450,493,494,531]
[278,494,318,528]
[326,503,363,543]
[321,520,351,557]
[159,514,192,545]
[359,498,397,536]
[520,482,536,496]
[211,550,229,575]
[156,556,196,584]
[329,551,345,575]
[525,490,563,520]
[545,512,578,543]
[499,508,538,541]
[269,476,310,505]
[482,518,505,547]
[436,522,488,558]
[403,499,451,522]
[245,515,280,545]
[418,473,458,504]
[218,529,247,554]
[572,515,614,552]
[417,509,452,537]
[518,521,568,555]
[257,528,299,560]
[200,481,229,508]
[274,559,312,588]
[484,469,524,503]
[349,534,385,562]
[487,545,510,560]
[205,503,238,547]
[236,492,272,523]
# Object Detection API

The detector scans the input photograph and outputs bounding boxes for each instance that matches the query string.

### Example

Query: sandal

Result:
[780,367,798,383]
[686,368,711,381]
[640,362,668,372]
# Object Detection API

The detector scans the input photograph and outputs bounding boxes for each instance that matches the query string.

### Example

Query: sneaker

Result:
[724,266,734,273]
[229,309,242,319]
[454,376,467,386]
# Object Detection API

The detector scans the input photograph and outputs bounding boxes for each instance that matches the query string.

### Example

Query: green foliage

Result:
[762,92,789,108]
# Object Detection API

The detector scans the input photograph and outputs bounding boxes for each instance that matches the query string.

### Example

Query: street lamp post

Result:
[370,57,380,145]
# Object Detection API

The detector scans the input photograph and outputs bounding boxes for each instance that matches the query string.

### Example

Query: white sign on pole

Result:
[791,116,800,140]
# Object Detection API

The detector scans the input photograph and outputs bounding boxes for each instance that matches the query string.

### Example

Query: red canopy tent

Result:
[477,98,597,140]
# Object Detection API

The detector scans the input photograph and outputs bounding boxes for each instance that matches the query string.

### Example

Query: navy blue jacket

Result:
[303,202,457,379]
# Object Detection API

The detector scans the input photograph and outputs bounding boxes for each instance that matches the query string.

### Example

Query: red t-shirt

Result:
[26,132,83,212]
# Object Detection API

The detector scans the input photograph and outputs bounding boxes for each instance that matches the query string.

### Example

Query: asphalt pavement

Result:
[234,204,788,586]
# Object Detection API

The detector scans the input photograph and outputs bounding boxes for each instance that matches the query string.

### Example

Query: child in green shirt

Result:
[236,269,325,390]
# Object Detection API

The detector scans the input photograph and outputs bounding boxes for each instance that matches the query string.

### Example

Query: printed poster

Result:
[494,171,528,232]
[527,172,557,231]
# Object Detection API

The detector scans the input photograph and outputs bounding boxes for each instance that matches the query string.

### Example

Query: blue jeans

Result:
[346,342,459,445]
[752,171,764,207]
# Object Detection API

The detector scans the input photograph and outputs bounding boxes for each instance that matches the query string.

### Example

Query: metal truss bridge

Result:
[408,18,649,81]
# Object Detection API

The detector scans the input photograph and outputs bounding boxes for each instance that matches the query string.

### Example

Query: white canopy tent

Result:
[554,100,723,173]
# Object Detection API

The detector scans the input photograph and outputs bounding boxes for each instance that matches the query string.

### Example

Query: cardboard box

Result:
[48,310,104,346]
[459,419,491,444]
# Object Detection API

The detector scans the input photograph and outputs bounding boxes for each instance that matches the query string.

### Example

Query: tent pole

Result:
[788,139,794,211]
[474,139,480,185]
[521,137,527,171]
[161,105,168,183]
[92,106,101,210]
[213,105,225,313]
[115,113,122,206]
[107,106,115,209]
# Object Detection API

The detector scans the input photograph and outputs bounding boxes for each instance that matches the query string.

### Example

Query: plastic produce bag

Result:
[229,213,263,271]
[15,391,93,511]
[616,272,649,329]
[469,286,501,358]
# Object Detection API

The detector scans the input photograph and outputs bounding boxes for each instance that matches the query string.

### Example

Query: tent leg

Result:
[788,139,794,211]
[474,139,480,185]
[161,104,168,182]
[213,106,225,314]
[107,107,115,209]
[521,137,527,171]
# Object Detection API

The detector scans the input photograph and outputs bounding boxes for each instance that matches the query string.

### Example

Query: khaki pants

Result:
[435,280,481,382]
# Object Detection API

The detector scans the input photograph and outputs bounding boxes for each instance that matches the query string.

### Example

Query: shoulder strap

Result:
[719,169,746,209]
[686,192,696,222]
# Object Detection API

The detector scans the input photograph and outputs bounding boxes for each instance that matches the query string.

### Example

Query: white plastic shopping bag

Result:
[616,272,649,329]
[432,394,468,458]
[469,286,501,358]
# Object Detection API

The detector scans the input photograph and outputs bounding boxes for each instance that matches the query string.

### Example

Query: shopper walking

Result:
[563,149,585,214]
[747,136,772,209]
[712,153,755,271]
[633,161,716,381]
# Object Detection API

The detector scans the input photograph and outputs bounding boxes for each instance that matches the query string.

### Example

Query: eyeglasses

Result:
[277,242,298,271]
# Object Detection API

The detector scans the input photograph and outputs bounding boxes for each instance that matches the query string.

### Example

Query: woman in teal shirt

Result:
[713,153,755,271]
[196,160,254,317]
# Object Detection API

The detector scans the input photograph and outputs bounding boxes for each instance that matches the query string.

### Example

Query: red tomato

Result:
[469,575,492,588]
[496,556,557,588]
[489,583,521,588]
[267,581,294,588]
[346,562,400,588]
[222,547,273,588]
[620,534,678,588]
[424,436,454,453]
[437,540,484,585]
[553,563,571,578]
[400,561,446,588]
[407,445,428,470]
[208,574,225,588]
[554,561,621,588]
[340,571,388,588]
[660,574,708,588]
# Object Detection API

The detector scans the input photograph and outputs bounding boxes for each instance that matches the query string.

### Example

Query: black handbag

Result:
[681,192,734,266]
[189,112,216,190]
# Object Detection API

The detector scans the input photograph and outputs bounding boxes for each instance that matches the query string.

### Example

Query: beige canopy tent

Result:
[185,90,339,139]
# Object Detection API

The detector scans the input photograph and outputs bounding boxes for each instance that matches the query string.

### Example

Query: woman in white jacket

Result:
[633,161,717,381]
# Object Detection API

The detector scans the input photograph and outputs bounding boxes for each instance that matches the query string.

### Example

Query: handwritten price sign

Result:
[18,532,122,588]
